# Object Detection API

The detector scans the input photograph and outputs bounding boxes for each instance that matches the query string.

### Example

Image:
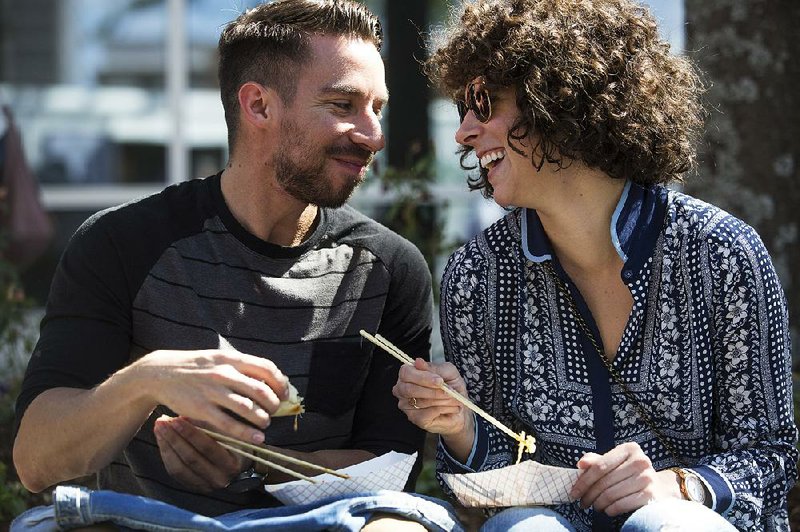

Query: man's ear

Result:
[238,82,280,129]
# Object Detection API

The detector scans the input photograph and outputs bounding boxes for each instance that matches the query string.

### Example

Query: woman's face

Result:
[455,79,555,209]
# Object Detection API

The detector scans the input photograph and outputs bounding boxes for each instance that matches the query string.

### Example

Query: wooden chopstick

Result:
[360,330,536,457]
[374,333,415,365]
[199,427,350,480]
[217,441,318,483]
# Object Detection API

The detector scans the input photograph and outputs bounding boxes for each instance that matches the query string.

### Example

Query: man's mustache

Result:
[326,144,374,166]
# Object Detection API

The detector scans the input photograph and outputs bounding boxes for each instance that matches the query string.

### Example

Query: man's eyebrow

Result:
[320,83,389,105]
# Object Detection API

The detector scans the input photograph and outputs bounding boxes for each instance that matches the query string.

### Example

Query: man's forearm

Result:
[13,368,157,492]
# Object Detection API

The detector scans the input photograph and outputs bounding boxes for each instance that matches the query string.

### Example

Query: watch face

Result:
[686,475,706,503]
[228,471,264,493]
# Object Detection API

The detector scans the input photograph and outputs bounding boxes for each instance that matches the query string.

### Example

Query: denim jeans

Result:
[480,499,738,531]
[11,485,464,532]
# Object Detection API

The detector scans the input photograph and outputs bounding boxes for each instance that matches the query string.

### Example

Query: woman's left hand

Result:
[569,442,682,516]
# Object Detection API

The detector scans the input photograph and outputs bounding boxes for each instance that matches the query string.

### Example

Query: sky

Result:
[641,0,686,52]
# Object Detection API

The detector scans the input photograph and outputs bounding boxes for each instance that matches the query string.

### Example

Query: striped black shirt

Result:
[15,173,432,515]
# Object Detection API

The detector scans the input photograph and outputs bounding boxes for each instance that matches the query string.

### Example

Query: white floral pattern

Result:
[437,186,797,532]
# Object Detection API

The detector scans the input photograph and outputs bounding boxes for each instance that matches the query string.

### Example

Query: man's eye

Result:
[332,102,352,111]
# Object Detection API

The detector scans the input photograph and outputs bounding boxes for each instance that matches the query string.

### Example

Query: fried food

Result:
[273,381,304,417]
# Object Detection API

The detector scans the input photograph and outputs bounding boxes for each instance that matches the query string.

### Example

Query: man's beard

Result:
[274,119,374,208]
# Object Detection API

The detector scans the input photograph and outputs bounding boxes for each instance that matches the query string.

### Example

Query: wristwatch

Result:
[227,465,267,493]
[671,467,708,506]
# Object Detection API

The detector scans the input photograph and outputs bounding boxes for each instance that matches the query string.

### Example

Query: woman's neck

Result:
[534,168,627,275]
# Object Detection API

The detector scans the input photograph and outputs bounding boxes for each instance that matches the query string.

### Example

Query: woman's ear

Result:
[238,82,279,129]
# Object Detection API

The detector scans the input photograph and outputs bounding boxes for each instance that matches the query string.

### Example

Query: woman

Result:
[393,0,798,530]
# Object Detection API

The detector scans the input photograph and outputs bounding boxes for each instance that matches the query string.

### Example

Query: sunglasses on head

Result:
[456,76,492,123]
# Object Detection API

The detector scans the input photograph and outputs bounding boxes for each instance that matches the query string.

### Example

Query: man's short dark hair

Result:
[218,0,383,152]
[426,0,706,195]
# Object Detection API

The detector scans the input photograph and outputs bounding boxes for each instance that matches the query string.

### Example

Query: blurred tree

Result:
[386,0,430,168]
[684,0,800,356]
[379,1,451,281]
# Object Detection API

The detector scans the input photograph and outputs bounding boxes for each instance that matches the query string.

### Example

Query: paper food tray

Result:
[442,461,580,508]
[264,451,417,505]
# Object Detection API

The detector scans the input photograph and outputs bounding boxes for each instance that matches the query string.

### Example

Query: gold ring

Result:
[410,397,419,409]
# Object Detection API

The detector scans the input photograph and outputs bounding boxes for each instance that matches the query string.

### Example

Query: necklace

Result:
[542,261,685,466]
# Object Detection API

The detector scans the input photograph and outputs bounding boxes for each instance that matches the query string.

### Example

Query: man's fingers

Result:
[171,417,241,472]
[217,365,284,416]
[156,419,229,488]
[154,421,217,492]
[220,390,273,429]
[159,418,241,490]
[200,404,267,445]
[225,353,289,401]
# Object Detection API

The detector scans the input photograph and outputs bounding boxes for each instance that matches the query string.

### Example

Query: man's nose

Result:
[350,111,385,153]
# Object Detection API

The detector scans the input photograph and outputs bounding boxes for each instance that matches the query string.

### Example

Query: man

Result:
[13,1,457,529]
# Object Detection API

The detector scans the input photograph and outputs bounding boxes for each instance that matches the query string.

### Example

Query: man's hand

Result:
[130,348,289,444]
[14,347,291,493]
[154,415,247,492]
[569,442,682,516]
[154,415,378,490]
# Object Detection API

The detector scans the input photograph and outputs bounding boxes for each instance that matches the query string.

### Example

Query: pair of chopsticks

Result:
[360,330,536,463]
[200,427,350,484]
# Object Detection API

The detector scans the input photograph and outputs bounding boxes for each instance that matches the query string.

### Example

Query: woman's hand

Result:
[569,442,682,516]
[392,358,472,437]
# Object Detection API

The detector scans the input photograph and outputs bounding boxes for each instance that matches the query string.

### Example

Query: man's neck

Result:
[220,165,320,247]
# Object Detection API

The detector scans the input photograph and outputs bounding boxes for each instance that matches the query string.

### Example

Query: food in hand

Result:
[273,381,304,417]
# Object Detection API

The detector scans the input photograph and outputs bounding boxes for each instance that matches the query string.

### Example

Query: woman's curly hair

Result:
[426,0,706,195]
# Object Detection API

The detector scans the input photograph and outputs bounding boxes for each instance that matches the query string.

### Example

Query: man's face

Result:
[273,35,387,208]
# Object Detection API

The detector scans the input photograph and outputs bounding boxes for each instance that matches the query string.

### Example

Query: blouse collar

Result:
[521,180,668,272]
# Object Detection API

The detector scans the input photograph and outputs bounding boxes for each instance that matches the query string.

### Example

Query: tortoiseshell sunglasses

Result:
[456,76,492,123]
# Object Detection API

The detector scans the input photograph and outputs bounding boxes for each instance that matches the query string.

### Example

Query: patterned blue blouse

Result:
[437,182,797,531]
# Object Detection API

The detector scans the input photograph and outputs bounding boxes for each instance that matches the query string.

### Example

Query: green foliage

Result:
[377,154,460,304]
[0,205,49,522]
[378,155,443,256]
[0,462,29,520]
[414,455,446,500]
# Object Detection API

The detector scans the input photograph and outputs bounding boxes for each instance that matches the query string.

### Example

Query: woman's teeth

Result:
[480,150,505,169]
